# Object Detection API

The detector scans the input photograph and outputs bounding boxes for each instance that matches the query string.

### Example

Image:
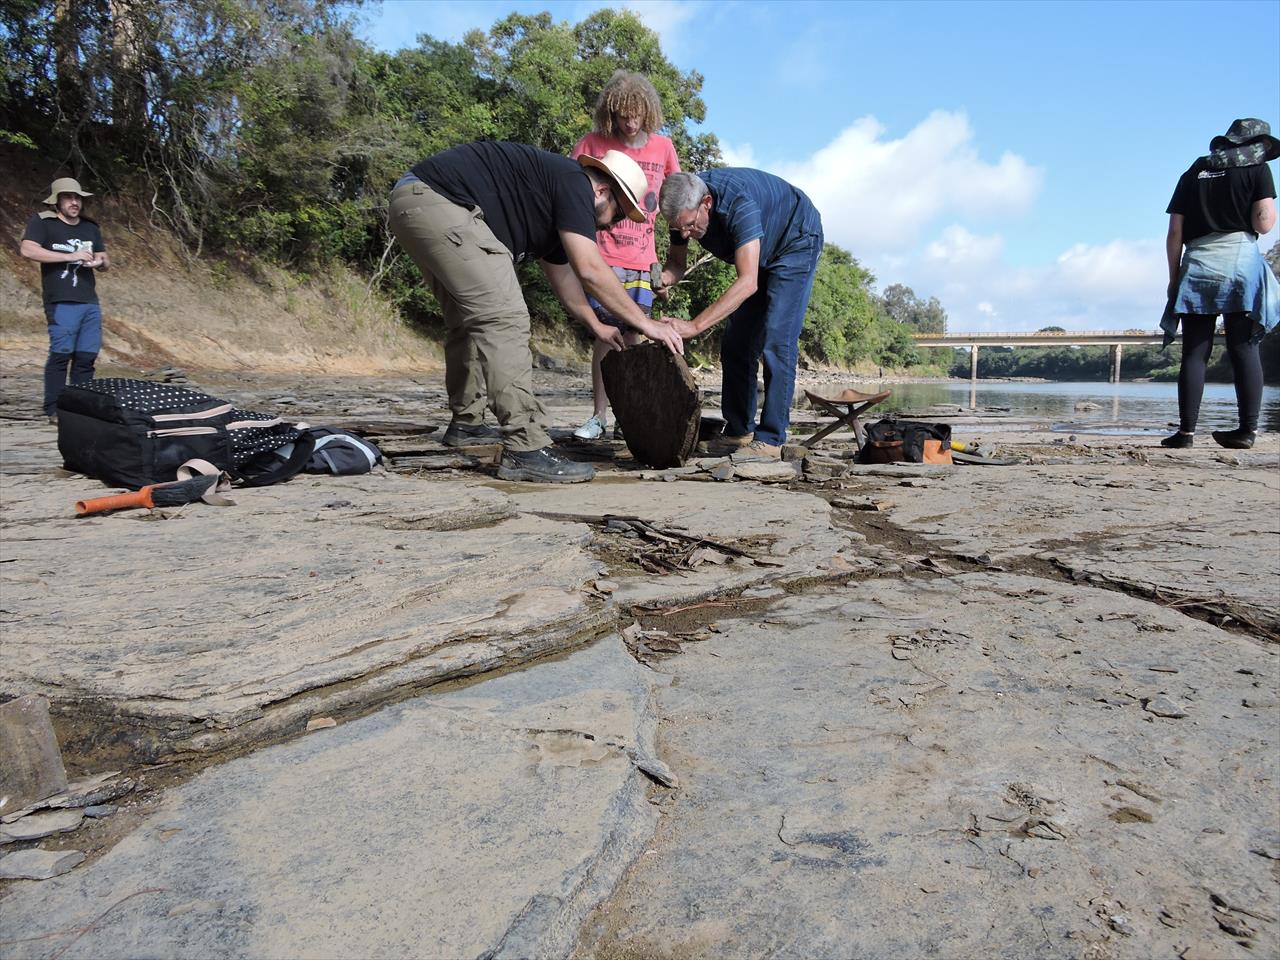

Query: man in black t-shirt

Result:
[20,177,111,422]
[390,141,682,483]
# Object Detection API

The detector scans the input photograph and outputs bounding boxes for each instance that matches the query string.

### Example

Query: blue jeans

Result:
[44,302,102,415]
[719,231,823,446]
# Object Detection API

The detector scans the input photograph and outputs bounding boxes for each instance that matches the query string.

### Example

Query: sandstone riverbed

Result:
[1,364,1277,960]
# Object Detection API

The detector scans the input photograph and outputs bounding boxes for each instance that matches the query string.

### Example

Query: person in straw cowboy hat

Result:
[20,176,111,423]
[1161,118,1279,451]
[389,140,682,483]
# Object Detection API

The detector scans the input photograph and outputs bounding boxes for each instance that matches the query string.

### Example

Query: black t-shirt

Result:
[412,141,598,265]
[1167,160,1276,243]
[22,212,105,305]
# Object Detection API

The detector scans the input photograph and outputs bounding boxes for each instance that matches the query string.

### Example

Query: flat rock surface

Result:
[2,413,849,761]
[876,460,1280,632]
[576,578,1280,959]
[0,848,85,881]
[0,809,83,843]
[0,638,663,959]
[2,367,1278,958]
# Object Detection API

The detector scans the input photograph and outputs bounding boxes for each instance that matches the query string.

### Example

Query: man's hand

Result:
[592,321,626,351]
[654,268,680,301]
[636,316,684,355]
[670,318,699,339]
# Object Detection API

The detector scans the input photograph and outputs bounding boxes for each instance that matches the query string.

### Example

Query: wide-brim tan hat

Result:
[578,151,652,223]
[44,177,93,205]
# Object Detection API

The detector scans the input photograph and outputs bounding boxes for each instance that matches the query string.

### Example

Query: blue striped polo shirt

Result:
[674,168,822,269]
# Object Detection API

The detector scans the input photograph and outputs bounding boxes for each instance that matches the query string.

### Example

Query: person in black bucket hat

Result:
[1159,119,1278,451]
[1206,118,1280,169]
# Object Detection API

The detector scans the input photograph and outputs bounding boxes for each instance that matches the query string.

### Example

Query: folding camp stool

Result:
[801,388,892,450]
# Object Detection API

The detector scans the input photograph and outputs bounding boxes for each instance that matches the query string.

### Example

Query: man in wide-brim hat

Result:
[388,141,683,484]
[20,177,111,423]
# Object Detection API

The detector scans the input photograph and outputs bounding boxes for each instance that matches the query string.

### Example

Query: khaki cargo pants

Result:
[389,179,550,451]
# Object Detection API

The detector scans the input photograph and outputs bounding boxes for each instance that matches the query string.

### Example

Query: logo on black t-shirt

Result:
[51,238,93,287]
[1196,170,1225,180]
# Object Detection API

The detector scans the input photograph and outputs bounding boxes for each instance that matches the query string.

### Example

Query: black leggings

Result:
[1177,313,1261,433]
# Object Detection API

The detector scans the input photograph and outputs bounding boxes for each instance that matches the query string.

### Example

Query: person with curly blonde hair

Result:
[570,70,681,441]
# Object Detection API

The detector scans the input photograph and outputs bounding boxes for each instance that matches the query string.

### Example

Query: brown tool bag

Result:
[860,419,953,465]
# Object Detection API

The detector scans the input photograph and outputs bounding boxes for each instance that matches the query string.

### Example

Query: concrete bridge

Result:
[912,330,1169,383]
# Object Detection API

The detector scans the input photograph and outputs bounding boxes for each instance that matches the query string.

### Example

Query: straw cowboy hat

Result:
[43,177,93,205]
[578,150,653,223]
[1207,119,1280,168]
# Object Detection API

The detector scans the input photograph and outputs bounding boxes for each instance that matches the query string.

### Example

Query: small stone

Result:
[1243,697,1279,709]
[0,694,68,815]
[0,848,85,880]
[593,580,619,594]
[891,647,912,661]
[709,461,735,481]
[731,461,798,483]
[83,804,117,819]
[1108,914,1133,936]
[0,809,83,843]
[305,717,337,731]
[1144,697,1188,719]
[1147,664,1179,673]
[781,444,808,462]
[1216,915,1256,939]
[802,456,847,480]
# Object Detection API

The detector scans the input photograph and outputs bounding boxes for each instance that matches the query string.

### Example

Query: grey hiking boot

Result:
[441,420,500,447]
[497,446,595,483]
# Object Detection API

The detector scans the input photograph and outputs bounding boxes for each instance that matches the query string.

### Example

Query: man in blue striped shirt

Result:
[659,169,823,460]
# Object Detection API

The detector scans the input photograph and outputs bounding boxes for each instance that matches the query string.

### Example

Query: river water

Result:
[869,380,1280,435]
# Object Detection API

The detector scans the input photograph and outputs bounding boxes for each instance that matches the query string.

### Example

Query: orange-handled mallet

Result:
[75,475,218,516]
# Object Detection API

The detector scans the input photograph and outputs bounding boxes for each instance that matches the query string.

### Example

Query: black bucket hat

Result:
[1206,118,1280,169]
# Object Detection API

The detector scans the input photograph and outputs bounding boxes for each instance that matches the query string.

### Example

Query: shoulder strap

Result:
[235,434,316,487]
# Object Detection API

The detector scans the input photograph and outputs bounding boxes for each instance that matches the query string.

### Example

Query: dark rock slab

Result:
[0,695,67,816]
[602,343,700,469]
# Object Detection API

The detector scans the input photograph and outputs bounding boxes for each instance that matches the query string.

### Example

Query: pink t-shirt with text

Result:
[571,131,680,271]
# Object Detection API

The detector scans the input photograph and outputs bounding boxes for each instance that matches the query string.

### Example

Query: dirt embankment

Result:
[0,146,441,376]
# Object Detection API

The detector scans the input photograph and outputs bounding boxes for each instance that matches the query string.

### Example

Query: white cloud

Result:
[924,225,1005,269]
[718,140,758,168]
[771,111,1042,256]
[733,109,1179,333]
[903,236,1167,333]
[616,1,702,56]
[1052,239,1166,305]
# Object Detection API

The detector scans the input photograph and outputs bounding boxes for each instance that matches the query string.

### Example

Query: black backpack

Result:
[57,378,314,489]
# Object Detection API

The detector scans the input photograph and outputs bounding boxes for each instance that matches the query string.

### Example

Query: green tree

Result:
[801,244,882,365]
[880,282,946,333]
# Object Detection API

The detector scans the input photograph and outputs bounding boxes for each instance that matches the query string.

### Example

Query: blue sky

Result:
[359,0,1280,333]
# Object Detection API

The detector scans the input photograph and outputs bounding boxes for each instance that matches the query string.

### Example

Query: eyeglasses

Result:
[609,189,629,225]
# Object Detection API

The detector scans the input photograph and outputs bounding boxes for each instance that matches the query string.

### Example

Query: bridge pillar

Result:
[970,344,978,385]
[1109,344,1123,384]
